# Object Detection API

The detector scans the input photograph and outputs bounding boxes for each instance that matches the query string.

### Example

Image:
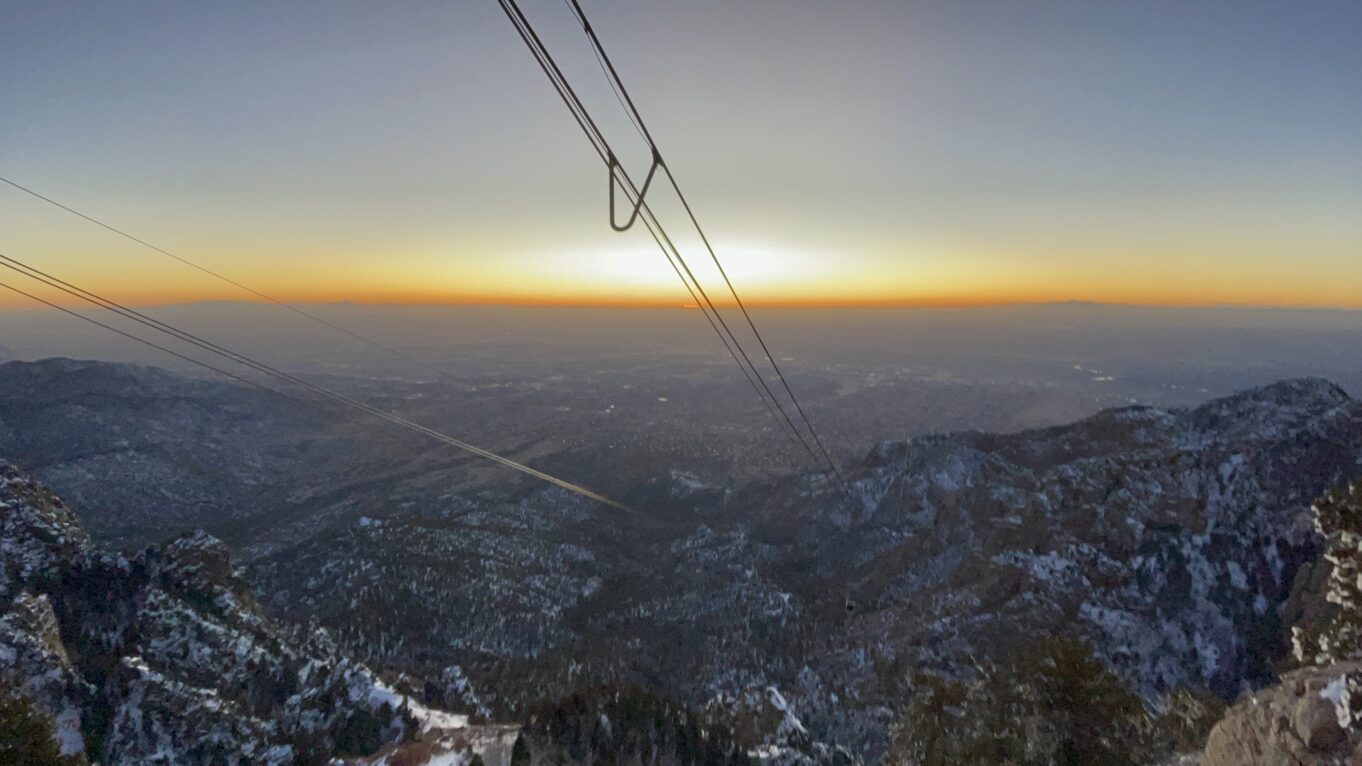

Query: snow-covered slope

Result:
[733,378,1362,752]
[0,461,470,764]
[0,461,757,765]
[4,363,1361,762]
[255,379,1362,760]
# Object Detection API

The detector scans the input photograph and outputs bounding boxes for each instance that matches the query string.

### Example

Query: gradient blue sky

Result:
[2,0,1359,307]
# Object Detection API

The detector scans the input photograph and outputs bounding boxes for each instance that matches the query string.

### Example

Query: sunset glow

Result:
[2,0,1359,312]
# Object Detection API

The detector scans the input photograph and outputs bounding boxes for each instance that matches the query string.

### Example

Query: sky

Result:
[1,0,1359,310]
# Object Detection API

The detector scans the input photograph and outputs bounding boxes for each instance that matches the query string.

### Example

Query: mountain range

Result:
[2,357,1361,763]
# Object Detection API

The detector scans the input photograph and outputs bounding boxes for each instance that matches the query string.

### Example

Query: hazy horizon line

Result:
[4,297,1362,314]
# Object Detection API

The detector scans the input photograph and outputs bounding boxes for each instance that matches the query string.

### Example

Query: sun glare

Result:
[539,243,835,302]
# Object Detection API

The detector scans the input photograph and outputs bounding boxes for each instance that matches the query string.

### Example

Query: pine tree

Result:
[1025,636,1144,766]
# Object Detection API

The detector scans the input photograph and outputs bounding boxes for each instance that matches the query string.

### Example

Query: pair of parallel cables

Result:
[497,0,850,497]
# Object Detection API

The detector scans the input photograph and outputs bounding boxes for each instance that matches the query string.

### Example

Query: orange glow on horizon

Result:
[4,284,1361,313]
[0,241,1358,312]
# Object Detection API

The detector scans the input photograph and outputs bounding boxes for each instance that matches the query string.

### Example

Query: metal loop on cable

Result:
[608,148,662,232]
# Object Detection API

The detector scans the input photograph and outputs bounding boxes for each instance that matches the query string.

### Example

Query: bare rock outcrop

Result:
[1201,661,1362,765]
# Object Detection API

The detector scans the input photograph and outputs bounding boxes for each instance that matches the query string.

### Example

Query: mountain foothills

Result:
[2,358,1362,764]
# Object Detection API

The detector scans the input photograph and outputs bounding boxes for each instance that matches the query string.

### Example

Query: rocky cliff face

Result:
[1196,481,1362,765]
[0,461,473,764]
[1200,661,1362,765]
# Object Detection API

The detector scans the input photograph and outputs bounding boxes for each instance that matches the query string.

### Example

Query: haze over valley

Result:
[4,301,1359,505]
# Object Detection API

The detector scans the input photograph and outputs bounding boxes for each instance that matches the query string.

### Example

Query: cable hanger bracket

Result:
[608,147,662,232]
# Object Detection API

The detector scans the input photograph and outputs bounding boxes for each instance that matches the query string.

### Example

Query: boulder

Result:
[1202,661,1362,765]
